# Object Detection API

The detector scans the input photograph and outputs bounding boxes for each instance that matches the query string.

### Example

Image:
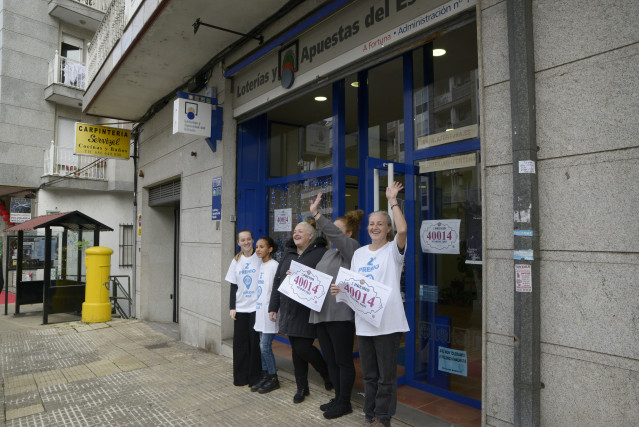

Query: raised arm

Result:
[311,192,359,261]
[387,181,407,251]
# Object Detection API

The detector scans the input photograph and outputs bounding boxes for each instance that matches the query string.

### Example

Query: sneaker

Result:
[319,398,336,411]
[323,402,352,419]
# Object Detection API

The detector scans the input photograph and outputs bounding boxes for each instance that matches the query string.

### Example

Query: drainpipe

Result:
[507,1,540,425]
[131,126,140,318]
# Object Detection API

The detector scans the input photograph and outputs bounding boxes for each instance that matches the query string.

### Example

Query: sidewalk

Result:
[0,308,432,426]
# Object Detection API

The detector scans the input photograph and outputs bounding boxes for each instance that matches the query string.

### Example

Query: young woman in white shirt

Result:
[224,230,262,387]
[251,236,280,394]
[332,181,408,427]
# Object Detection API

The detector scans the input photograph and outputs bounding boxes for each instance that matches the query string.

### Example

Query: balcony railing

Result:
[48,52,87,90]
[87,0,126,85]
[72,0,111,12]
[44,143,107,180]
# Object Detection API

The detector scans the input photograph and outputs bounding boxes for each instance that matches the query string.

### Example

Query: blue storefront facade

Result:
[229,0,482,409]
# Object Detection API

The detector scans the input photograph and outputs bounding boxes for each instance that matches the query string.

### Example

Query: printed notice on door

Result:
[420,219,461,254]
[278,261,332,312]
[515,264,532,292]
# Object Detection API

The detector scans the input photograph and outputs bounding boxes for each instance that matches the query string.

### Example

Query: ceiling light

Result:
[433,48,446,57]
[446,128,454,132]
[314,96,327,102]
[350,82,359,88]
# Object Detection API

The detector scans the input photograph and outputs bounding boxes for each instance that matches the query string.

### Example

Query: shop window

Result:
[267,86,333,178]
[268,176,332,257]
[368,57,404,163]
[413,23,479,150]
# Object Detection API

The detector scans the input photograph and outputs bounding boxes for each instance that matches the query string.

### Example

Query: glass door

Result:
[367,159,411,383]
[413,151,482,406]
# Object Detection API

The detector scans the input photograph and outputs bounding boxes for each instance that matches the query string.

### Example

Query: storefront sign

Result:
[335,267,391,328]
[515,264,532,292]
[278,261,332,312]
[231,0,476,117]
[211,177,222,220]
[10,198,31,223]
[75,123,130,159]
[420,219,460,254]
[273,208,292,232]
[438,347,467,376]
[419,152,476,174]
[417,124,478,149]
[172,96,212,137]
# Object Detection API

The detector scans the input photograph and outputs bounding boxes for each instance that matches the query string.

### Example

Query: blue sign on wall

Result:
[212,176,222,220]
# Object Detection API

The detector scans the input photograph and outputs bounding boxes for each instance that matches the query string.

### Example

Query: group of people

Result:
[225,182,408,427]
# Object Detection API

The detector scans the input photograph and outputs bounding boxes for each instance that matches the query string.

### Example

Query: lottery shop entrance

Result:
[236,18,481,417]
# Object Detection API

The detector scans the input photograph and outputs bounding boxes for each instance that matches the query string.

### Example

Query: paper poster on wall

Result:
[420,219,460,254]
[10,198,31,223]
[273,208,292,232]
[211,177,222,220]
[305,123,331,156]
[465,188,482,264]
[277,261,332,312]
[438,347,467,376]
[515,264,532,292]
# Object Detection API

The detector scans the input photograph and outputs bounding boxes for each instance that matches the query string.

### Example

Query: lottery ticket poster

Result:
[334,267,392,328]
[277,260,333,312]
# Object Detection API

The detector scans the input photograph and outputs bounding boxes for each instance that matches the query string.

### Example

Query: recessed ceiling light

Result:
[314,96,327,102]
[446,128,454,132]
[433,48,446,57]
[350,82,359,88]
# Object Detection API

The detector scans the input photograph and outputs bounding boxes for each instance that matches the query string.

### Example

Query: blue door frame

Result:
[236,49,481,410]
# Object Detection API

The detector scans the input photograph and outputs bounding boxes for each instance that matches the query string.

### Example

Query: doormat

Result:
[0,291,16,304]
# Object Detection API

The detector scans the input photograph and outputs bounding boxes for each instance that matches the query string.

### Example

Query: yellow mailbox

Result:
[82,246,113,323]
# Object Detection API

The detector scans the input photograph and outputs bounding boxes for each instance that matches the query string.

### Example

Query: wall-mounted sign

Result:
[231,0,476,117]
[419,152,476,174]
[417,124,479,149]
[212,177,222,220]
[173,94,212,137]
[438,347,467,376]
[10,198,31,223]
[75,123,131,159]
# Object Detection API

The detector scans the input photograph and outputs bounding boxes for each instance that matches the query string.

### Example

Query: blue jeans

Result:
[259,332,277,375]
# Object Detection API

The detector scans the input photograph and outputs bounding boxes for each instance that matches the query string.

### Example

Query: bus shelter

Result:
[3,211,112,324]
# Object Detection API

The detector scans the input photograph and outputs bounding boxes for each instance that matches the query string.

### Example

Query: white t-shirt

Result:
[254,259,279,334]
[224,253,261,313]
[350,237,410,336]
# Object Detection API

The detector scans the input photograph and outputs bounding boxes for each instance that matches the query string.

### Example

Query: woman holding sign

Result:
[309,193,362,419]
[268,220,331,403]
[225,230,262,387]
[332,181,409,427]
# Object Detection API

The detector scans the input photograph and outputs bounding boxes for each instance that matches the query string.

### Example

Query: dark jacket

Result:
[268,236,327,338]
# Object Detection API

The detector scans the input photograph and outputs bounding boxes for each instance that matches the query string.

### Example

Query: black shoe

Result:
[320,398,336,412]
[250,371,268,392]
[323,402,353,419]
[258,374,280,394]
[324,379,334,391]
[293,387,309,403]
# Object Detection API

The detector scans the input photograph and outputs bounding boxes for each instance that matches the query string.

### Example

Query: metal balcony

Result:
[44,143,108,181]
[48,0,109,32]
[45,52,87,107]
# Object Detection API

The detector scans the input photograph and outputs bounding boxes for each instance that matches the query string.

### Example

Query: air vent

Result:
[149,179,181,206]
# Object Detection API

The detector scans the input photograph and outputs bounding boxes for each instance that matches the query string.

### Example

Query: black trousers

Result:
[233,311,261,386]
[289,336,329,388]
[316,321,356,404]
